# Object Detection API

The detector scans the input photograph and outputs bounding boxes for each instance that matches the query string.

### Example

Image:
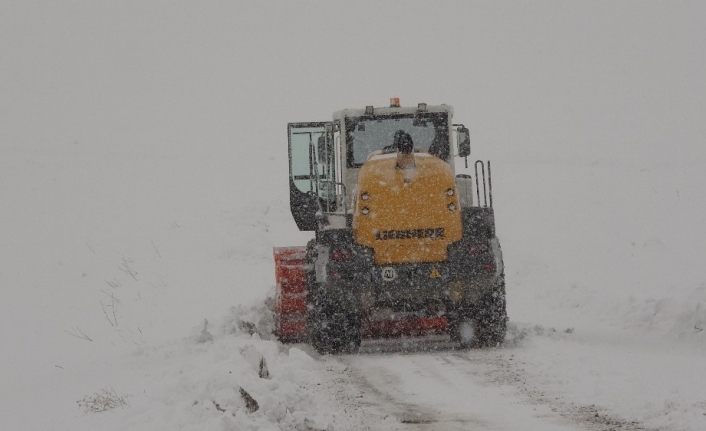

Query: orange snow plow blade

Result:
[274,246,308,341]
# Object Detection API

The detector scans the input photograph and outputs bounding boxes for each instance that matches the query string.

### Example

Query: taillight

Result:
[468,243,488,256]
[330,248,353,262]
[481,263,496,273]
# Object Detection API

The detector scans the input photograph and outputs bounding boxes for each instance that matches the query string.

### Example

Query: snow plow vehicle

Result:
[274,99,506,353]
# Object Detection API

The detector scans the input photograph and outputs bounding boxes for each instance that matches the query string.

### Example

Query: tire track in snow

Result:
[294,330,657,430]
[335,345,575,430]
[342,354,481,430]
[319,339,655,431]
[449,349,654,431]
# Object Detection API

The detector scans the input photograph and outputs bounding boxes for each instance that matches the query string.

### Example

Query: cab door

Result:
[288,122,338,231]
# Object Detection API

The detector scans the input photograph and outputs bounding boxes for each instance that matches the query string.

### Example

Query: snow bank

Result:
[507,327,706,431]
[622,284,706,340]
[502,160,706,346]
[68,304,396,431]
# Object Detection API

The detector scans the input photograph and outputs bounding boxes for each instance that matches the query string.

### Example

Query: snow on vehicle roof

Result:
[333,104,453,120]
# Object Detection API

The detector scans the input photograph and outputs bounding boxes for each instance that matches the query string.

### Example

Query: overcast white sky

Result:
[2,1,704,165]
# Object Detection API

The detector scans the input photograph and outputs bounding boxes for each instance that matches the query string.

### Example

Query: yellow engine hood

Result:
[353,153,462,265]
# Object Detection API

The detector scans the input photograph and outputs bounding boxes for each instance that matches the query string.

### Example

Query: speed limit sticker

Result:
[381,267,397,282]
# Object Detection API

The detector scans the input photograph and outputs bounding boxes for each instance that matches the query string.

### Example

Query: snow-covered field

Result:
[2,2,705,430]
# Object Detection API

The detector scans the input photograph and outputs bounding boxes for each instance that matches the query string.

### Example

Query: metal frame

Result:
[287,121,348,220]
[472,160,493,208]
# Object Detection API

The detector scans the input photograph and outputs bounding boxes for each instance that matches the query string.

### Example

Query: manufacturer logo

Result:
[381,267,397,281]
[375,228,445,240]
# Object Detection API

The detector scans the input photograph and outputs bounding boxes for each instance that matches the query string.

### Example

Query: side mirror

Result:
[457,126,471,158]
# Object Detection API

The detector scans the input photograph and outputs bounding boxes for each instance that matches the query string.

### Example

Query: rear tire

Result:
[473,277,507,347]
[305,241,361,355]
[310,299,361,354]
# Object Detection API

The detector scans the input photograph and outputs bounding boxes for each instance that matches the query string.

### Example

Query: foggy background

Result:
[1,1,705,428]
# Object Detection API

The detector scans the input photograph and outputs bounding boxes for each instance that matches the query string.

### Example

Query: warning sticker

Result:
[429,267,441,278]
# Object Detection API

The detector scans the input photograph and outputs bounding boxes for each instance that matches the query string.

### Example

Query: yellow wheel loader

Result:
[274,99,506,353]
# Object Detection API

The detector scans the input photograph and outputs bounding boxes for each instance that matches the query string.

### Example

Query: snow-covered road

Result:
[336,347,581,430]
[308,336,649,431]
[304,327,705,431]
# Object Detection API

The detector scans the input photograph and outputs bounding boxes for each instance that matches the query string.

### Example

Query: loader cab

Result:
[287,103,466,232]
[344,110,451,168]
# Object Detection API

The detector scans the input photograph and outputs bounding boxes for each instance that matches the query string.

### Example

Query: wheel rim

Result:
[458,321,474,345]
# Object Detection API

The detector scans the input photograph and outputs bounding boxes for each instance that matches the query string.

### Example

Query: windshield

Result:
[345,113,449,167]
